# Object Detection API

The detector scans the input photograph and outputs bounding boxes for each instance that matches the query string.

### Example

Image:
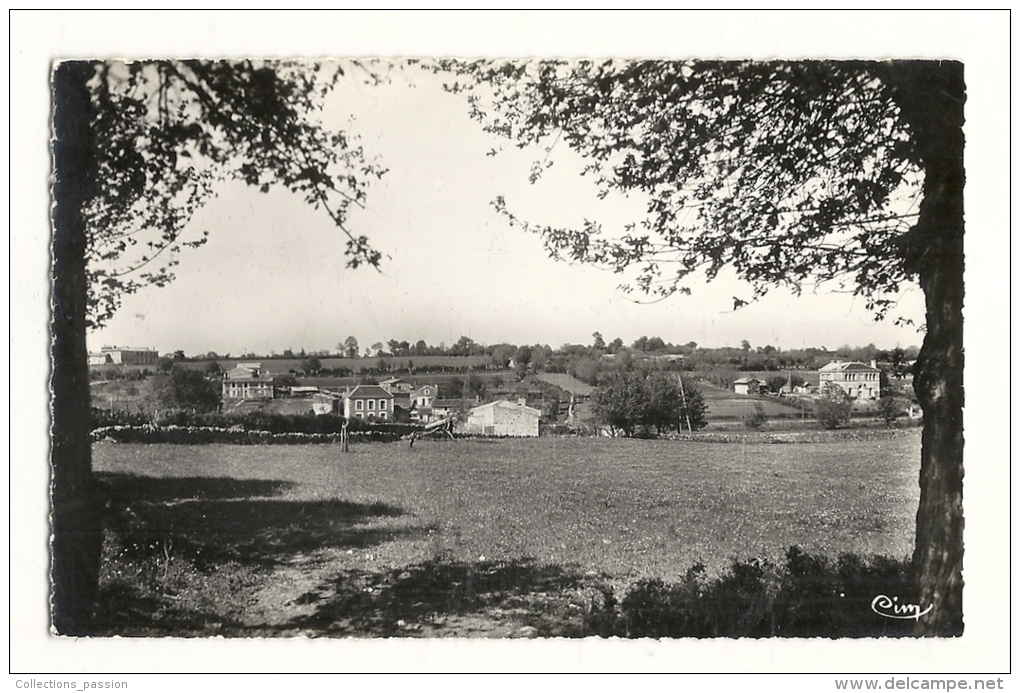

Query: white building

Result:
[818,360,882,399]
[99,346,159,365]
[734,377,761,395]
[465,399,541,437]
[222,362,275,400]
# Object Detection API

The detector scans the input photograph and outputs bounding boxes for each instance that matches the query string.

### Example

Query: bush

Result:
[877,393,901,426]
[744,402,768,430]
[90,408,420,438]
[587,547,915,638]
[816,382,853,429]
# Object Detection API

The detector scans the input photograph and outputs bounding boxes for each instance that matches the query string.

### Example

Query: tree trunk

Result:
[51,61,102,635]
[885,61,966,636]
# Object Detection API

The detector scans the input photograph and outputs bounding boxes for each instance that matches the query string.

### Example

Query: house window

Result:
[378,399,387,410]
[355,412,363,419]
[379,411,387,420]
[355,400,363,411]
[368,400,375,410]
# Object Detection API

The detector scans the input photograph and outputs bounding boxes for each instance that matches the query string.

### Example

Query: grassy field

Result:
[91,432,920,637]
[700,383,809,421]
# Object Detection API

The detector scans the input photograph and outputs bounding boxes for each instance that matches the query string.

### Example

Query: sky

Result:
[83,59,930,357]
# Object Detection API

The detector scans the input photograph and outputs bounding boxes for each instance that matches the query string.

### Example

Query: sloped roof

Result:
[820,361,879,372]
[734,377,760,384]
[224,366,273,382]
[347,385,394,399]
[469,399,541,417]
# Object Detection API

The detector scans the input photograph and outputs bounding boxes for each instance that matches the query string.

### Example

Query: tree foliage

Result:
[877,392,902,426]
[744,402,768,430]
[153,367,221,414]
[82,59,386,327]
[592,370,706,437]
[446,60,925,318]
[816,382,853,430]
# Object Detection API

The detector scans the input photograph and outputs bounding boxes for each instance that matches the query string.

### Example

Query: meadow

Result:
[92,432,921,637]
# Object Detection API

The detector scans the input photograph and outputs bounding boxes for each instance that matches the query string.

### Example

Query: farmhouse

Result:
[99,345,159,365]
[344,385,395,421]
[734,377,761,395]
[410,384,439,420]
[465,399,541,437]
[222,362,275,400]
[379,378,414,419]
[88,352,112,366]
[380,377,415,394]
[818,360,881,399]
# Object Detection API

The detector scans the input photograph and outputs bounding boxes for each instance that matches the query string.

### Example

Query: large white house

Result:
[818,360,882,399]
[465,399,541,437]
[222,362,275,400]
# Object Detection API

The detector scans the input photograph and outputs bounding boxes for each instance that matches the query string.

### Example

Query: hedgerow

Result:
[91,424,403,445]
[586,546,916,638]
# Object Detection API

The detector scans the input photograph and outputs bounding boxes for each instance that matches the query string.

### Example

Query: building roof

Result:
[101,346,157,352]
[470,399,541,417]
[432,399,461,409]
[734,377,760,384]
[819,360,879,373]
[346,385,394,399]
[224,366,274,382]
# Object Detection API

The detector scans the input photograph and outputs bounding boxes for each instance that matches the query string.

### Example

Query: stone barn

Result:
[466,399,541,437]
[734,377,761,395]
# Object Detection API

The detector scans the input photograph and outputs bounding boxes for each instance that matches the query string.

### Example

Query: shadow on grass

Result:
[98,472,297,504]
[98,472,408,567]
[281,557,597,637]
[93,471,425,636]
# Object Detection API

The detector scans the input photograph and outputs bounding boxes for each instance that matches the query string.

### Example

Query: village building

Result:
[343,385,395,421]
[222,362,275,400]
[410,385,440,422]
[98,346,159,365]
[312,392,340,415]
[465,399,541,437]
[379,378,415,419]
[818,360,882,399]
[734,377,761,395]
[379,377,415,394]
[429,398,462,422]
[88,352,112,366]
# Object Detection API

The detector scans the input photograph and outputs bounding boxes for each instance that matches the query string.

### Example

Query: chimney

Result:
[518,397,527,407]
[870,359,877,369]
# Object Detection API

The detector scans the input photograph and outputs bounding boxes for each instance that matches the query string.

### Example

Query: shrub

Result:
[877,393,901,426]
[744,402,768,430]
[587,547,915,638]
[816,382,853,429]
